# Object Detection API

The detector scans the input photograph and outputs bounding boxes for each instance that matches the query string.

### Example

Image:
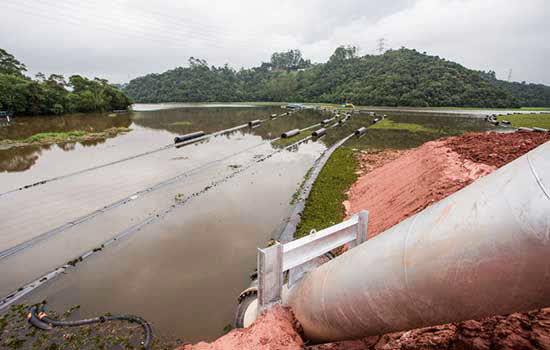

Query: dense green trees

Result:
[479,71,550,107]
[125,48,550,108]
[0,49,132,116]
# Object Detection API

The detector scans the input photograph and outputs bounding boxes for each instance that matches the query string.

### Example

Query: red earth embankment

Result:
[180,132,550,350]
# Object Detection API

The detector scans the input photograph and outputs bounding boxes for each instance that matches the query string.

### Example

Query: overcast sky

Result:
[1,0,549,85]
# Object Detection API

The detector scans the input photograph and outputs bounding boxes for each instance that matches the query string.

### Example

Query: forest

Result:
[0,48,132,116]
[124,47,550,108]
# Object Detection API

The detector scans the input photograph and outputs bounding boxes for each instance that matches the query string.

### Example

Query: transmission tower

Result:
[507,69,513,81]
[377,38,386,54]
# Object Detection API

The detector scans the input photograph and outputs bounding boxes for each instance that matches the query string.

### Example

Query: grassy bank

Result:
[0,127,131,149]
[294,147,358,238]
[497,113,550,129]
[369,119,439,133]
[272,131,311,148]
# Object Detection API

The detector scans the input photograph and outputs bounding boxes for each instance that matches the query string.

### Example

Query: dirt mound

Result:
[345,140,495,238]
[445,131,550,168]
[309,308,550,350]
[177,305,303,350]
[346,131,549,239]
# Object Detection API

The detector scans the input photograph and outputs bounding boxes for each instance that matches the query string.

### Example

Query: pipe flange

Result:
[237,287,258,304]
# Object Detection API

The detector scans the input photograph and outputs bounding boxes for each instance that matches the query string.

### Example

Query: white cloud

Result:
[0,0,548,84]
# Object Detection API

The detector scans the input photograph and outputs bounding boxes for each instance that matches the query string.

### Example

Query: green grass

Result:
[294,147,358,238]
[24,130,88,142]
[0,303,181,349]
[369,119,439,133]
[497,113,550,129]
[520,107,550,111]
[169,121,193,126]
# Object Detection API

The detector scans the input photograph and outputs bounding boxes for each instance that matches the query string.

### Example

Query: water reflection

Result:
[132,106,283,135]
[319,112,494,150]
[0,113,132,140]
[0,145,47,173]
[0,114,132,172]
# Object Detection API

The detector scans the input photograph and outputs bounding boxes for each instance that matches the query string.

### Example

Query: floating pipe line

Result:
[0,118,325,262]
[1,107,307,197]
[312,128,326,138]
[0,128,321,311]
[248,120,262,128]
[0,119,267,198]
[282,129,300,138]
[355,127,367,136]
[174,131,205,143]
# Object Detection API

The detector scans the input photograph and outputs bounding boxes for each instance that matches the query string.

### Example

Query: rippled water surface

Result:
[0,105,496,341]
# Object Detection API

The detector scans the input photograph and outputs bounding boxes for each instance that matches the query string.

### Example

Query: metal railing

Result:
[257,210,369,311]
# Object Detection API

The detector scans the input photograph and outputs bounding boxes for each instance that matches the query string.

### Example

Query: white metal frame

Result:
[257,210,369,311]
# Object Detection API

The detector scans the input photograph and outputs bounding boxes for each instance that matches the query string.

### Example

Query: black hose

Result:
[28,302,152,350]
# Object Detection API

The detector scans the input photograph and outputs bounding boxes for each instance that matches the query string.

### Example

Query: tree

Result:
[270,49,311,71]
[329,45,358,63]
[0,48,132,115]
[0,48,27,76]
[122,47,542,108]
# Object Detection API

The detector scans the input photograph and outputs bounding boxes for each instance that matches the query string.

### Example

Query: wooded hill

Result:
[124,48,550,108]
[0,48,132,116]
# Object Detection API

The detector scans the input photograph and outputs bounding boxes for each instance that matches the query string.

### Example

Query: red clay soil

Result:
[177,305,303,350]
[445,131,550,168]
[309,308,550,350]
[344,131,550,239]
[179,132,550,350]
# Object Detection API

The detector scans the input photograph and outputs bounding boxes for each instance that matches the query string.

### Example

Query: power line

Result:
[377,38,386,54]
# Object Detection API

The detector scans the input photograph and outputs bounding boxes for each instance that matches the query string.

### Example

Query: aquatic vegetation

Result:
[23,131,88,142]
[169,121,193,126]
[0,303,181,349]
[0,127,131,150]
[369,119,439,133]
[497,113,550,129]
[294,147,358,238]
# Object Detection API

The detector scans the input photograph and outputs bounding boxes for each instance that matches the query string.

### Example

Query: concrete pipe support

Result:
[287,141,550,343]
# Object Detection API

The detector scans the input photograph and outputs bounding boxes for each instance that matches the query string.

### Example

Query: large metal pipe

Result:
[286,141,550,343]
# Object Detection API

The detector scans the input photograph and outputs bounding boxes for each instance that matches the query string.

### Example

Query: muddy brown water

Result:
[0,105,495,342]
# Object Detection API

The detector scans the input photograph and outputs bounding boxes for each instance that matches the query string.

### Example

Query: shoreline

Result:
[0,127,131,151]
[180,131,550,350]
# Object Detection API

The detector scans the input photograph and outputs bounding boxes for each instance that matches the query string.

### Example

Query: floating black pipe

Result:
[174,131,205,144]
[355,127,367,136]
[282,129,300,138]
[248,120,261,127]
[312,128,326,137]
[338,117,348,125]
